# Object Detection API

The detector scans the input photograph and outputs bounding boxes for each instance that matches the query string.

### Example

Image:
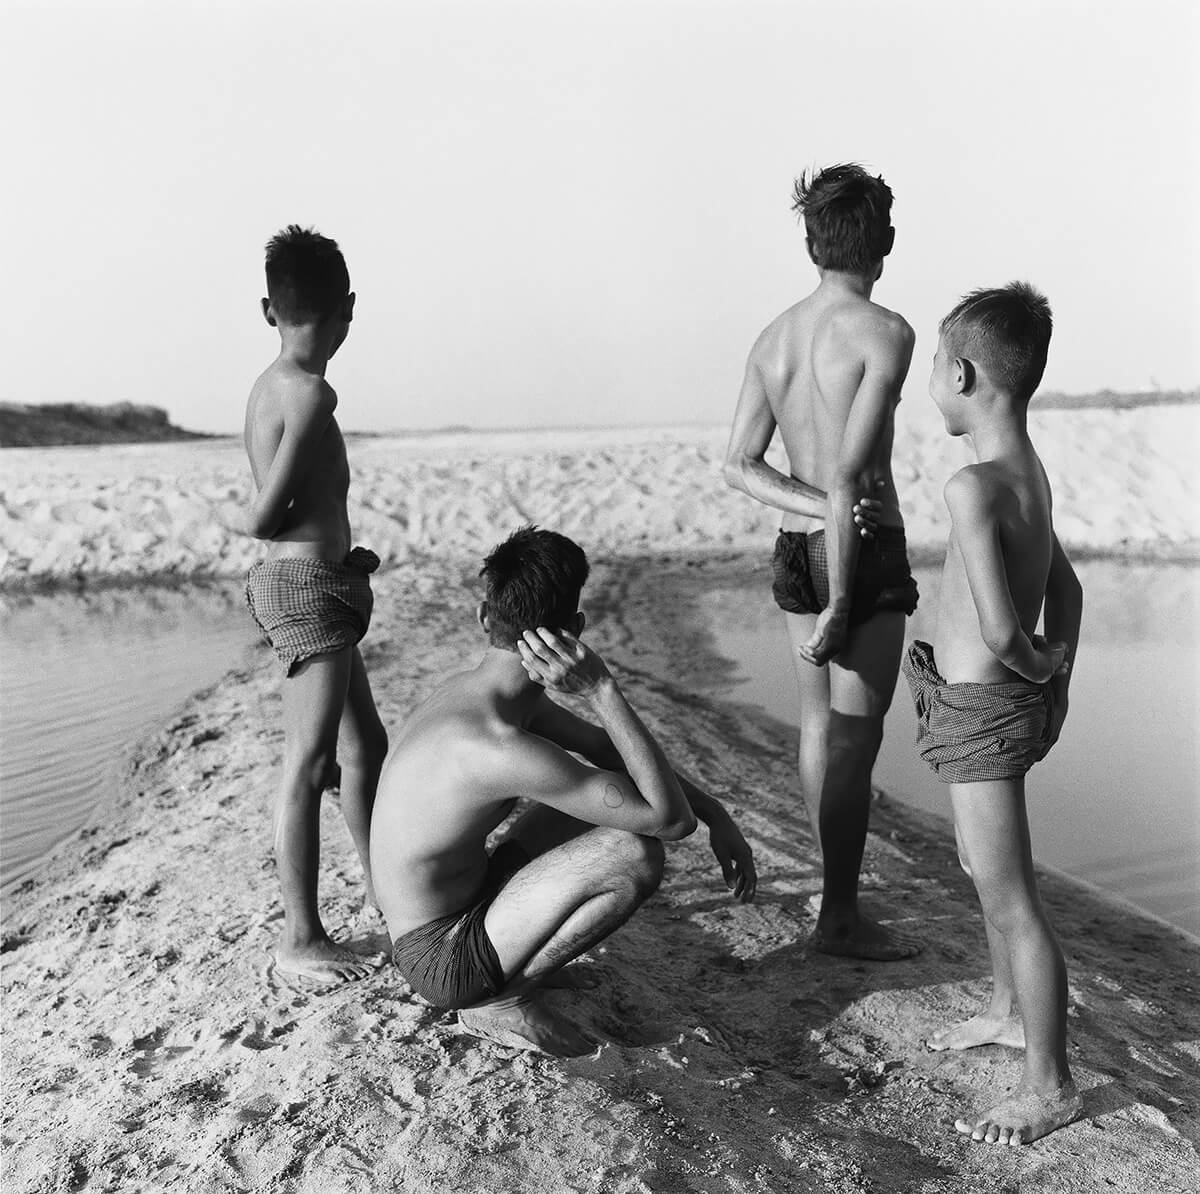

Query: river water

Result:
[702,559,1200,939]
[0,583,257,895]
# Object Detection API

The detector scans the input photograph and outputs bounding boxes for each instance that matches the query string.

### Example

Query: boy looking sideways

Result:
[908,282,1083,1144]
[724,164,919,960]
[243,226,388,986]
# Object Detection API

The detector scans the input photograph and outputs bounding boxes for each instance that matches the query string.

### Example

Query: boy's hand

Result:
[1030,635,1070,683]
[518,629,612,698]
[707,814,757,902]
[799,608,849,667]
[852,480,888,540]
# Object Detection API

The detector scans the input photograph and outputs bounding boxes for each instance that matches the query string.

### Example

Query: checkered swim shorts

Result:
[902,640,1054,784]
[245,546,379,676]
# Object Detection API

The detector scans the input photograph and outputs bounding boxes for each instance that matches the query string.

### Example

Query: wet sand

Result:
[3,553,1198,1193]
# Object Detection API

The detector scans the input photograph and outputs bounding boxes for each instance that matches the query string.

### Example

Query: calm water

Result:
[703,560,1200,939]
[0,584,257,894]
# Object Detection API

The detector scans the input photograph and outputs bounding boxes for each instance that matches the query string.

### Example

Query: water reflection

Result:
[0,583,257,893]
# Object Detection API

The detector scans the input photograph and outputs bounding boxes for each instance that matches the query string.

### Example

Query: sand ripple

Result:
[1,409,1196,587]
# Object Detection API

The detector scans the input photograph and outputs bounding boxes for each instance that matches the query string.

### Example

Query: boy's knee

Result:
[342,723,389,771]
[284,747,338,796]
[605,831,664,898]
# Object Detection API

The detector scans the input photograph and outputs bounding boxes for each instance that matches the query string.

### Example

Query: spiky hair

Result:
[264,225,350,323]
[791,163,893,273]
[940,282,1053,403]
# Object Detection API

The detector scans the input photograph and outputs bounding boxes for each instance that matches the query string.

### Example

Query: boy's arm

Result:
[723,348,884,532]
[1041,533,1082,743]
[800,317,913,666]
[945,470,1067,683]
[723,348,830,519]
[527,696,757,900]
[246,380,336,539]
[517,630,697,839]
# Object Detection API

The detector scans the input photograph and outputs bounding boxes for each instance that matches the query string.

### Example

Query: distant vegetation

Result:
[0,403,212,448]
[1034,388,1199,410]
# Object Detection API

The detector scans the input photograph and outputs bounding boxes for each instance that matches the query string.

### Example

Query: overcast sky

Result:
[7,0,1198,433]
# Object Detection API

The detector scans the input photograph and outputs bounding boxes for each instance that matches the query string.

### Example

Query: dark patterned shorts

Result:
[771,525,918,626]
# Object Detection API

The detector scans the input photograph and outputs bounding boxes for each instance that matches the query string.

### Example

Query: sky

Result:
[6,0,1198,433]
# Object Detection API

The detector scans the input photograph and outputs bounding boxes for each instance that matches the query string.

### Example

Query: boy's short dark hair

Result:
[481,526,590,648]
[791,163,894,273]
[940,282,1053,403]
[264,225,351,324]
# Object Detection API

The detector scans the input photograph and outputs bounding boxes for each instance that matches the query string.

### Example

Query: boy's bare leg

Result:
[276,649,380,984]
[458,823,665,1056]
[784,611,830,845]
[929,828,1022,1048]
[929,916,1023,1049]
[336,647,388,914]
[948,779,1080,1144]
[788,611,919,960]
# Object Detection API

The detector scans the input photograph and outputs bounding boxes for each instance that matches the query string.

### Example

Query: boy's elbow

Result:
[657,810,699,841]
[982,622,1020,661]
[722,456,747,493]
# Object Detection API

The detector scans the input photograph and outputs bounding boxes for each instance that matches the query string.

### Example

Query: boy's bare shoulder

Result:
[254,365,337,420]
[821,301,914,364]
[944,463,1012,521]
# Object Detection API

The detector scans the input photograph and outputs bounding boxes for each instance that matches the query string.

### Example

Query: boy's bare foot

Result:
[928,1012,1024,1052]
[274,936,382,985]
[812,913,921,961]
[955,1082,1082,1145]
[458,996,596,1056]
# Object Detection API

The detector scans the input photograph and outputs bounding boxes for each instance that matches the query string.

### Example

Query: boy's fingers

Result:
[534,627,574,662]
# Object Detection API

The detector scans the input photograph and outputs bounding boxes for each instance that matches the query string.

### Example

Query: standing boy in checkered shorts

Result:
[243,226,388,986]
[905,282,1083,1144]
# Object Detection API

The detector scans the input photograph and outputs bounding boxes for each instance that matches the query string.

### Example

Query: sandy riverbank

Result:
[3,550,1199,1193]
[3,414,1199,1191]
[1,407,1197,589]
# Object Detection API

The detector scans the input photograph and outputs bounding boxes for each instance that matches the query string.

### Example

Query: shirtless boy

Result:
[907,282,1083,1144]
[724,163,919,960]
[371,527,757,1055]
[243,226,388,985]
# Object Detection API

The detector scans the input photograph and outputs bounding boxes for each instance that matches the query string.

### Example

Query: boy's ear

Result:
[477,601,490,632]
[804,236,819,266]
[569,610,586,638]
[954,357,976,394]
[880,226,896,258]
[344,292,356,323]
[261,298,277,327]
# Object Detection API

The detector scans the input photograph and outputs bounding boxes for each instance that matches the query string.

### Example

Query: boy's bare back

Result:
[243,362,351,558]
[749,292,912,533]
[936,448,1055,685]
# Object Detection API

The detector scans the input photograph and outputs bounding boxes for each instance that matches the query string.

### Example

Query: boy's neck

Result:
[276,324,337,375]
[965,398,1031,461]
[814,267,878,301]
[476,647,544,712]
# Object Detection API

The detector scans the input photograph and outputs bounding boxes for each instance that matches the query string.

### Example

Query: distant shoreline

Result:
[3,389,1196,446]
[0,402,212,448]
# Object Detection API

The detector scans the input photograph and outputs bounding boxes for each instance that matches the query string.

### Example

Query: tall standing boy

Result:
[243,226,388,985]
[908,282,1083,1144]
[724,164,920,960]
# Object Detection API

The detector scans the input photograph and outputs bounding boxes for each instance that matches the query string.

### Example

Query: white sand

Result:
[1,407,1197,587]
[2,412,1199,1192]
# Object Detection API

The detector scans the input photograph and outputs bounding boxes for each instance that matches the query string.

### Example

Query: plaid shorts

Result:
[902,640,1054,784]
[771,525,918,626]
[245,546,379,676]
